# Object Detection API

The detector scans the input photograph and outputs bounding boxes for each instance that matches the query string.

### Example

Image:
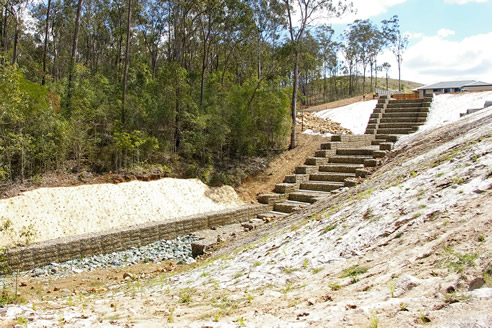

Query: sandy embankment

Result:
[0,178,243,248]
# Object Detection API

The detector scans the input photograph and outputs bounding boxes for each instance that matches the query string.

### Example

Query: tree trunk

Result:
[11,16,18,64]
[66,0,84,115]
[398,53,402,91]
[42,0,52,85]
[2,5,8,65]
[121,0,132,124]
[289,49,299,150]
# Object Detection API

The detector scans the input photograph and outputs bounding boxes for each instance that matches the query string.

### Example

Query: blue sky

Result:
[323,0,492,85]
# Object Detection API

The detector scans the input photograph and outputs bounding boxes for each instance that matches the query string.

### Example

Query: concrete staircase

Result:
[365,95,434,135]
[256,134,395,218]
[252,95,434,221]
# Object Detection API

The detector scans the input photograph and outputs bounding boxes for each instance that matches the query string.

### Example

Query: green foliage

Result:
[340,265,369,283]
[440,244,479,273]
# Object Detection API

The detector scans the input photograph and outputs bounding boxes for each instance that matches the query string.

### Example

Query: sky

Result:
[323,0,492,85]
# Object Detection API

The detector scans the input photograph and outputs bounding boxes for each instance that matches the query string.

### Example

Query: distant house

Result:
[415,80,492,98]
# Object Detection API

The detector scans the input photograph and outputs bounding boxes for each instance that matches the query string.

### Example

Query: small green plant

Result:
[418,310,431,323]
[236,317,246,327]
[282,282,293,294]
[247,294,253,304]
[388,280,396,298]
[311,267,324,274]
[253,261,262,267]
[400,303,408,311]
[369,313,379,328]
[478,234,485,243]
[440,244,479,273]
[329,283,341,291]
[322,222,338,233]
[179,288,195,304]
[213,311,222,322]
[19,224,37,245]
[303,258,309,269]
[168,307,175,323]
[451,177,465,185]
[283,267,299,274]
[340,265,368,283]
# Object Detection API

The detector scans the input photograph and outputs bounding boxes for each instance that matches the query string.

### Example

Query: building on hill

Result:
[415,80,492,98]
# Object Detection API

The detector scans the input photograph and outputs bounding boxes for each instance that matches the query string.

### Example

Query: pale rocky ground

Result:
[1,94,492,327]
[0,179,242,248]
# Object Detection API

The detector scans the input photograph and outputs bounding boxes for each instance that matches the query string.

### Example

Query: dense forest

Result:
[0,0,407,186]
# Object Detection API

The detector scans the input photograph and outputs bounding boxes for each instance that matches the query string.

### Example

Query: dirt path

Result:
[235,132,329,203]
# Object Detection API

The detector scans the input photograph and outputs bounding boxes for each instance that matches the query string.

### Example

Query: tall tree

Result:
[316,24,336,102]
[121,0,131,123]
[66,0,84,115]
[382,61,391,90]
[382,15,408,92]
[42,0,51,85]
[283,0,351,149]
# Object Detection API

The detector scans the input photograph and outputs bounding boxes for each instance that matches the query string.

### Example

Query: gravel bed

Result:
[19,235,199,279]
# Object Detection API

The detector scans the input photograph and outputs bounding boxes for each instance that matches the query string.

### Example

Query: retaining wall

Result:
[3,204,271,272]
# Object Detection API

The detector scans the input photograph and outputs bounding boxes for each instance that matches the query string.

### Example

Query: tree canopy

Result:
[0,0,406,186]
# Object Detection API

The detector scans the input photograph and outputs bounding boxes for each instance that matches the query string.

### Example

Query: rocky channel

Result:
[20,235,199,279]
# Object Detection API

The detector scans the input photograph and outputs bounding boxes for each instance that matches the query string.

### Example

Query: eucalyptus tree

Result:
[344,19,378,95]
[382,15,408,92]
[382,61,390,90]
[282,0,352,149]
[140,0,167,78]
[65,0,84,116]
[315,24,337,102]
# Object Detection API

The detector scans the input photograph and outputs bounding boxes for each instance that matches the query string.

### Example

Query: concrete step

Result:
[386,102,424,108]
[289,190,330,203]
[330,135,375,143]
[379,142,393,151]
[274,200,310,213]
[376,128,416,135]
[319,163,364,173]
[336,147,378,156]
[310,172,356,182]
[375,134,398,142]
[305,157,329,166]
[329,155,373,165]
[377,122,422,128]
[283,174,309,184]
[388,99,424,104]
[274,183,297,194]
[382,112,428,118]
[385,107,429,113]
[379,117,427,123]
[314,149,336,158]
[320,142,342,150]
[257,193,287,205]
[295,165,318,175]
[300,181,344,192]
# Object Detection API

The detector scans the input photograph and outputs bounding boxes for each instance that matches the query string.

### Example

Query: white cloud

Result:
[407,32,424,40]
[309,0,408,25]
[444,0,488,5]
[437,28,456,38]
[400,32,492,84]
